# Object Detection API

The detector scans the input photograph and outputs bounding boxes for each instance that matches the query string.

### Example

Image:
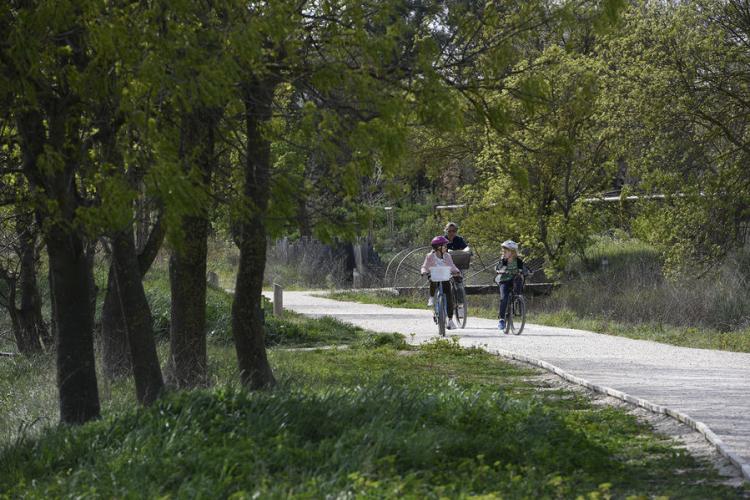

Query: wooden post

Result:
[273,283,283,317]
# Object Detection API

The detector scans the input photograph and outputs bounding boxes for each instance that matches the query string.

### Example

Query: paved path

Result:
[267,290,750,481]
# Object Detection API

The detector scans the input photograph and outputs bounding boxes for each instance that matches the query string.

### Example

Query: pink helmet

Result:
[431,235,449,247]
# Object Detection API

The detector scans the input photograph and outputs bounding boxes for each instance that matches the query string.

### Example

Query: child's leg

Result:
[429,281,437,297]
[445,281,454,319]
[498,281,511,319]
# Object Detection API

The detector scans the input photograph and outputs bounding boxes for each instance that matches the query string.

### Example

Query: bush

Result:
[358,332,409,350]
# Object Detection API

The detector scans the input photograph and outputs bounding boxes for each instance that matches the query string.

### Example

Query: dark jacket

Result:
[446,235,468,251]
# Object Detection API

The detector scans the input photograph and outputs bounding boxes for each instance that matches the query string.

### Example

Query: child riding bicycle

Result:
[495,240,526,331]
[421,235,461,330]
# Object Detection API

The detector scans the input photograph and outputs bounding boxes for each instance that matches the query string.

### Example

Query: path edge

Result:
[485,346,750,483]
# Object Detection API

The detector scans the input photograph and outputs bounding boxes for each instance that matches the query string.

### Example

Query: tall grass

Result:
[265,237,351,289]
[540,236,750,333]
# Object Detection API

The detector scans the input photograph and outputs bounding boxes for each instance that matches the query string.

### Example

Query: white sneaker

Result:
[447,319,456,329]
[427,297,434,306]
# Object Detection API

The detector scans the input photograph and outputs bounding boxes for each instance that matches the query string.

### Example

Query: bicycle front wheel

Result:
[437,291,447,337]
[509,295,526,335]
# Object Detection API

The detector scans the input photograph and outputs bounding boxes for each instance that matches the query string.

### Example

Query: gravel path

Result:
[268,290,750,482]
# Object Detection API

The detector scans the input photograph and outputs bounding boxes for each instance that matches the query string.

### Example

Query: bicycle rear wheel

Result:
[454,282,467,328]
[509,295,526,335]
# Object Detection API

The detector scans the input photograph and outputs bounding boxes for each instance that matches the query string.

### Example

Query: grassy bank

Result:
[2,334,747,498]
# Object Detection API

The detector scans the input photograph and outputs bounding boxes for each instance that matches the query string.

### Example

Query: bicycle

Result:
[495,273,526,335]
[429,266,452,336]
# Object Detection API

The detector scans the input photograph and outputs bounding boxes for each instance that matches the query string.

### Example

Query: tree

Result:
[0,109,49,356]
[461,32,620,267]
[601,1,750,271]
[1,1,170,419]
[5,2,102,422]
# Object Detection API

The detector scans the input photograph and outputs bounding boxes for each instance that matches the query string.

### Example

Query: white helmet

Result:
[501,240,518,251]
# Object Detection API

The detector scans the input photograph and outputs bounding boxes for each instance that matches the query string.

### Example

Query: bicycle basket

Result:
[449,250,471,270]
[429,266,452,282]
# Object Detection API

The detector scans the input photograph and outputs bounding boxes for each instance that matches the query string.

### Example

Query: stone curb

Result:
[485,346,750,483]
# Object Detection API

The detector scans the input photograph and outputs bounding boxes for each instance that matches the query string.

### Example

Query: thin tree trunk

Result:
[16,209,46,354]
[101,264,132,378]
[232,80,276,389]
[101,215,165,380]
[47,266,58,344]
[4,277,25,354]
[111,229,164,405]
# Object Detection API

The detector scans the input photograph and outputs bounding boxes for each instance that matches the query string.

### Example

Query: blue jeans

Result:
[498,281,512,319]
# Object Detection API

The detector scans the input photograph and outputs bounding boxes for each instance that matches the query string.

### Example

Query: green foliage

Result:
[264,314,367,348]
[462,46,616,269]
[2,345,744,498]
[599,1,750,272]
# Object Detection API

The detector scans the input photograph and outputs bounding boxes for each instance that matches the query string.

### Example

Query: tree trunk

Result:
[232,80,277,389]
[167,109,218,388]
[4,278,25,354]
[102,203,165,379]
[47,266,58,344]
[19,108,100,425]
[169,216,209,388]
[111,229,164,405]
[16,209,47,354]
[101,264,132,378]
[101,215,165,380]
[47,230,101,424]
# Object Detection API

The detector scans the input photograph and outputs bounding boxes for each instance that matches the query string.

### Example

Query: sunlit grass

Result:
[2,338,746,498]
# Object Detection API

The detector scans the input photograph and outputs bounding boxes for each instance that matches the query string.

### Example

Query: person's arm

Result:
[496,257,507,273]
[420,253,432,275]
